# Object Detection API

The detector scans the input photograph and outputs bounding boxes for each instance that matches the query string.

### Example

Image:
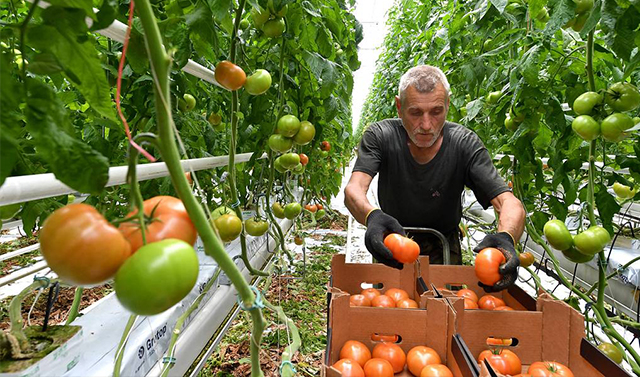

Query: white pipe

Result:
[0,244,40,263]
[0,261,48,287]
[0,152,264,206]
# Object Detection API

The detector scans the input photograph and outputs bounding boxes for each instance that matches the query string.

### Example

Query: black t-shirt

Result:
[353,118,509,235]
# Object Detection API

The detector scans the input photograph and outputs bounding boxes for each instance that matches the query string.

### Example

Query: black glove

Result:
[473,232,520,292]
[364,209,406,269]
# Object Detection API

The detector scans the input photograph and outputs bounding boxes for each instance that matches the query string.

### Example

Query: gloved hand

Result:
[473,232,520,292]
[364,209,406,269]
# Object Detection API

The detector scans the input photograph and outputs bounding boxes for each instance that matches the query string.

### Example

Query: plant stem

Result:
[8,280,51,349]
[64,287,83,325]
[264,298,301,377]
[113,314,137,377]
[587,140,597,226]
[586,31,595,92]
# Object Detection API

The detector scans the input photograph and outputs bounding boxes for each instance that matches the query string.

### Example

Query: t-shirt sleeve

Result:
[463,137,510,209]
[353,125,383,177]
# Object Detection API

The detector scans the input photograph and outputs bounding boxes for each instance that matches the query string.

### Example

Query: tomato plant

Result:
[39,203,131,285]
[363,358,394,377]
[573,226,610,256]
[406,346,441,376]
[372,343,406,373]
[383,234,420,263]
[474,248,505,286]
[244,218,268,237]
[478,349,522,375]
[340,341,372,368]
[332,358,365,377]
[119,196,198,253]
[214,60,246,90]
[114,239,199,315]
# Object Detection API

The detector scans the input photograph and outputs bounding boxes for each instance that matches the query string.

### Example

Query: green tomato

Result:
[245,218,269,237]
[574,227,609,256]
[605,82,640,112]
[251,6,270,28]
[0,203,21,220]
[504,116,519,131]
[213,214,243,242]
[544,220,574,251]
[633,116,640,124]
[208,112,222,126]
[536,7,550,22]
[590,226,611,248]
[572,91,602,115]
[315,209,326,219]
[268,134,293,153]
[268,0,288,17]
[483,39,492,51]
[613,182,636,199]
[597,343,624,364]
[291,163,305,175]
[571,12,589,32]
[485,91,502,104]
[211,206,236,220]
[574,0,593,14]
[561,245,594,263]
[293,120,316,145]
[115,239,199,315]
[571,115,600,141]
[601,113,634,142]
[509,107,525,123]
[244,69,272,95]
[279,152,300,169]
[272,202,285,219]
[239,19,250,29]
[277,115,301,137]
[320,150,329,158]
[183,94,196,111]
[262,18,285,38]
[274,157,288,173]
[283,202,302,219]
[178,98,187,112]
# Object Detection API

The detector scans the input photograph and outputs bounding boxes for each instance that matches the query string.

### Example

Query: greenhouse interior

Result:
[1,0,640,376]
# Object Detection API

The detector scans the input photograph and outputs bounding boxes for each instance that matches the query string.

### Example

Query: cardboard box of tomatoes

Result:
[322,291,480,377]
[447,293,632,377]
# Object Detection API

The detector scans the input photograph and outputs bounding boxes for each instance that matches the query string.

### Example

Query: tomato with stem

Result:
[519,252,535,267]
[213,214,242,242]
[597,342,624,364]
[571,115,600,141]
[244,69,272,95]
[527,361,574,376]
[384,234,420,263]
[244,217,269,237]
[272,202,285,219]
[478,349,522,375]
[277,115,301,137]
[605,82,640,112]
[601,113,634,142]
[284,202,302,219]
[262,18,285,38]
[268,134,293,153]
[299,153,309,165]
[613,182,636,199]
[293,120,316,145]
[572,92,602,115]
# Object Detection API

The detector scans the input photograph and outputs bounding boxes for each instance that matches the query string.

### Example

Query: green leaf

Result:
[490,0,508,13]
[595,183,620,233]
[90,0,118,31]
[46,0,96,20]
[28,7,116,121]
[25,79,109,195]
[543,0,575,36]
[324,95,338,123]
[27,53,63,75]
[0,132,19,187]
[548,196,568,220]
[611,6,640,60]
[206,0,234,34]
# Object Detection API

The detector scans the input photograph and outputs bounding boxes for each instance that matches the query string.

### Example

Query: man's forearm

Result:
[497,197,525,242]
[344,184,376,225]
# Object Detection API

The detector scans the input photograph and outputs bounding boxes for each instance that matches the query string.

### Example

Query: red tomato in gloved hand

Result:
[119,196,197,253]
[475,247,505,286]
[40,204,131,285]
[384,234,420,263]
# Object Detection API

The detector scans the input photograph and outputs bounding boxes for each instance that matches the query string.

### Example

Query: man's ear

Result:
[395,95,402,117]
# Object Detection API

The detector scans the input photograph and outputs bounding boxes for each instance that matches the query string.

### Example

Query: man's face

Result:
[396,84,449,149]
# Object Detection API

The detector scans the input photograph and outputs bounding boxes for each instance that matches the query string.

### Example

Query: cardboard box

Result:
[447,293,632,377]
[322,291,479,377]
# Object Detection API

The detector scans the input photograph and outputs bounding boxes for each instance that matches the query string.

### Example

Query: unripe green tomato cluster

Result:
[250,1,287,38]
[268,115,316,173]
[563,0,594,32]
[543,219,611,263]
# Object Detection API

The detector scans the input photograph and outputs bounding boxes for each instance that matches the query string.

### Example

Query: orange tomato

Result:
[384,288,409,303]
[527,361,574,376]
[478,349,522,375]
[372,343,406,373]
[350,294,372,307]
[475,247,505,286]
[464,298,479,309]
[332,358,365,377]
[478,295,506,310]
[214,60,246,90]
[384,233,420,263]
[456,288,478,303]
[371,333,399,343]
[299,153,309,166]
[340,340,371,368]
[371,295,396,308]
[316,203,324,210]
[185,172,193,185]
[363,358,394,377]
[361,288,382,302]
[407,346,441,376]
[397,298,419,309]
[493,305,515,311]
[420,364,453,377]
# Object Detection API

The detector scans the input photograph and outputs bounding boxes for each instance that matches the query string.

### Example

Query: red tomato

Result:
[299,153,309,166]
[40,204,131,285]
[119,196,197,253]
[475,247,505,286]
[350,294,372,307]
[407,346,441,376]
[420,364,453,377]
[361,288,382,302]
[316,203,324,210]
[321,140,331,151]
[304,204,318,213]
[383,234,420,263]
[478,295,505,310]
[363,358,394,377]
[332,358,365,377]
[456,288,478,303]
[372,343,406,373]
[464,298,479,310]
[528,362,574,376]
[371,295,396,308]
[396,298,419,309]
[214,60,246,90]
[340,341,372,368]
[478,349,522,375]
[493,305,515,311]
[371,333,399,343]
[384,288,409,303]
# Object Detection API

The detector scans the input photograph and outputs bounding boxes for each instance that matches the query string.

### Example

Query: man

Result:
[344,65,525,292]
